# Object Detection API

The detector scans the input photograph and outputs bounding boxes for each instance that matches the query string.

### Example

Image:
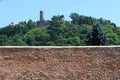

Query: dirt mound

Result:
[0,47,119,80]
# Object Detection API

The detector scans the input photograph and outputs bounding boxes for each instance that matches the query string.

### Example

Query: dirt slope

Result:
[0,47,119,80]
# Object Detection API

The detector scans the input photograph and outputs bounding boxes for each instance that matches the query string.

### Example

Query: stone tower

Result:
[40,11,44,22]
[37,11,47,27]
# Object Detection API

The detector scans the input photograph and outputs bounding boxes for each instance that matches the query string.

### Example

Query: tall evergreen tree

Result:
[86,23,107,45]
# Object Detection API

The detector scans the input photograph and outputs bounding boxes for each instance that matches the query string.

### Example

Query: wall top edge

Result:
[0,46,120,48]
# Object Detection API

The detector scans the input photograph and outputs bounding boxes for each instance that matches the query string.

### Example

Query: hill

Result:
[0,13,120,46]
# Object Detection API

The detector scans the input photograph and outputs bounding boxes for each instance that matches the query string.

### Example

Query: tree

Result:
[4,35,27,46]
[102,24,119,45]
[67,37,81,46]
[27,19,35,29]
[23,28,49,46]
[34,28,49,46]
[23,30,37,46]
[0,12,119,46]
[86,23,107,45]
[47,16,66,44]
[51,16,60,21]
[0,35,7,46]
[78,24,92,45]
[70,13,80,24]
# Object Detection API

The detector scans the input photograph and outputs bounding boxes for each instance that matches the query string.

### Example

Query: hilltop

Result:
[0,12,120,46]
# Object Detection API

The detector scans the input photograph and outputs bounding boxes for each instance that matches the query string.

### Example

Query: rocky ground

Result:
[0,47,119,80]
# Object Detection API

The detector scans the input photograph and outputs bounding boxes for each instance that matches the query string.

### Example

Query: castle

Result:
[59,15,64,20]
[9,22,15,27]
[37,11,47,27]
[37,11,65,27]
[9,11,65,27]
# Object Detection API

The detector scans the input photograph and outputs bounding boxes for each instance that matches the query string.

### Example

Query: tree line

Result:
[0,13,120,46]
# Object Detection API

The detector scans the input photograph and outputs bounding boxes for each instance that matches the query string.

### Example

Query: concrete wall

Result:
[0,46,119,80]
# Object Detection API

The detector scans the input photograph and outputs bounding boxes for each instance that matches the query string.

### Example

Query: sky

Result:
[0,0,120,27]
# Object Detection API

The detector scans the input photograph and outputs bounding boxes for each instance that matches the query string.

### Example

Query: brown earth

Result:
[0,47,119,80]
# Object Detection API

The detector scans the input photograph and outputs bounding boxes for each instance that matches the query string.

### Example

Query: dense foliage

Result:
[0,13,120,46]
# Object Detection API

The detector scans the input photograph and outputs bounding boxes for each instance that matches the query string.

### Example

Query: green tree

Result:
[0,12,119,46]
[24,28,49,46]
[102,24,119,45]
[70,13,80,24]
[86,23,107,45]
[78,24,92,45]
[4,35,26,46]
[27,19,35,29]
[67,37,81,46]
[23,30,37,46]
[34,28,49,46]
[47,16,66,44]
[0,35,7,46]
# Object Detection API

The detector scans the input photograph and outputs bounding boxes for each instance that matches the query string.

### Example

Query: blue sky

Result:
[0,0,120,27]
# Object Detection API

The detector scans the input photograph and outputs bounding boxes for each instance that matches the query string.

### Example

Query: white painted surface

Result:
[0,46,120,48]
